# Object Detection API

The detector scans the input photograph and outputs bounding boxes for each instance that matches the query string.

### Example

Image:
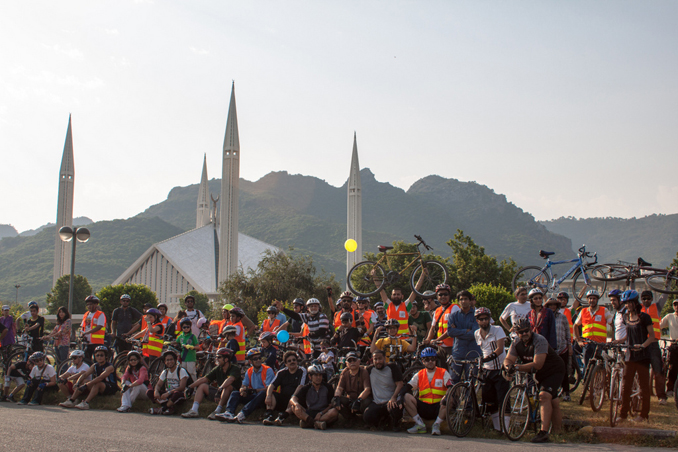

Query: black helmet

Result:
[85,295,100,304]
[94,345,109,356]
[384,319,400,328]
[340,312,353,323]
[162,349,178,360]
[293,298,305,306]
[515,318,531,331]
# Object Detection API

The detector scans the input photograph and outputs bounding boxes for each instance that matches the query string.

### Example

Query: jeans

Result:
[667,345,678,392]
[648,342,667,399]
[363,401,403,426]
[20,379,55,404]
[121,382,148,408]
[56,345,70,362]
[226,390,267,417]
[450,360,474,384]
[621,360,651,419]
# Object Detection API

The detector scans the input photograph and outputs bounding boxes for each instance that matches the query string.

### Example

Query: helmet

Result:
[161,349,178,360]
[69,349,85,359]
[180,318,192,327]
[621,290,639,303]
[528,288,543,299]
[85,295,100,304]
[143,303,153,309]
[266,306,279,315]
[345,351,360,361]
[608,289,622,298]
[146,308,161,317]
[127,350,142,361]
[216,347,233,359]
[374,302,384,310]
[544,297,560,307]
[29,351,46,361]
[197,318,208,328]
[246,348,262,360]
[306,298,320,307]
[640,290,653,300]
[335,299,342,306]
[422,290,436,299]
[340,312,353,322]
[515,318,531,331]
[474,307,491,318]
[556,291,569,299]
[230,307,245,317]
[94,345,109,356]
[157,303,168,310]
[435,284,451,293]
[222,325,237,335]
[222,304,234,311]
[384,319,400,328]
[259,331,275,342]
[340,291,353,300]
[120,294,131,301]
[586,289,600,299]
[307,363,324,375]
[355,296,369,304]
[420,347,437,358]
[293,298,305,306]
[28,301,39,309]
[184,295,195,302]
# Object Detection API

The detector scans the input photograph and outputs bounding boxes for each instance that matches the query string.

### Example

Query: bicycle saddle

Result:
[539,250,555,259]
[637,257,652,267]
[378,245,394,252]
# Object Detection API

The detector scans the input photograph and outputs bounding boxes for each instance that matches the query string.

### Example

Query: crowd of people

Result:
[1,281,677,443]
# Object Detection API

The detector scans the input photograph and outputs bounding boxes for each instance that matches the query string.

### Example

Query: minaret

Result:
[218,82,240,283]
[347,132,362,277]
[196,154,210,228]
[53,115,75,287]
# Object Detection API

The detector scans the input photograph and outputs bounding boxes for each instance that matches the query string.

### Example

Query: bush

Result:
[97,283,158,319]
[468,282,514,323]
[181,290,212,318]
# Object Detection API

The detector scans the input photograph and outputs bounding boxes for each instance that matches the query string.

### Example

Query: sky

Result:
[1,0,677,233]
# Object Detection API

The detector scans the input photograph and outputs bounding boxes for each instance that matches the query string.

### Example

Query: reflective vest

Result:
[581,306,608,343]
[418,367,447,404]
[434,304,457,347]
[161,315,172,331]
[641,303,661,340]
[81,310,106,344]
[262,318,281,333]
[357,310,374,346]
[234,321,246,362]
[246,364,271,388]
[561,308,573,339]
[387,302,409,335]
[334,310,357,330]
[300,324,312,355]
[143,322,165,358]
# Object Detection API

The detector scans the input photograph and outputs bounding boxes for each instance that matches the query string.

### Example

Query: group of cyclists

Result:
[2,280,677,443]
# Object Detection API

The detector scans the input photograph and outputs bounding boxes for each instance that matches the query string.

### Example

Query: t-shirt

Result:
[159,366,189,391]
[10,361,31,378]
[319,351,334,372]
[374,337,411,363]
[407,367,452,391]
[29,364,57,381]
[368,363,402,404]
[184,309,206,336]
[614,307,628,341]
[508,333,565,381]
[500,302,532,338]
[176,332,198,362]
[408,310,432,343]
[271,367,307,398]
[337,366,370,400]
[474,325,507,370]
[660,313,678,340]
[205,363,242,388]
[111,307,142,335]
[65,362,91,381]
[0,315,15,347]
[25,316,45,342]
[293,382,334,411]
[624,312,653,362]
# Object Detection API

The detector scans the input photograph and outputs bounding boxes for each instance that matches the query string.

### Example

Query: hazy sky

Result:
[2,1,677,232]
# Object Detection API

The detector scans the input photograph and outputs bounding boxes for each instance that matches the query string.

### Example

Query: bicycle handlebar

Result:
[414,235,433,251]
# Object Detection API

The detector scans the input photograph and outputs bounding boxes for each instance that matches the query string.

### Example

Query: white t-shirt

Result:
[185,309,205,336]
[66,362,91,380]
[83,311,106,338]
[159,367,189,391]
[613,307,627,341]
[29,364,57,381]
[500,301,532,338]
[660,313,678,340]
[407,368,452,391]
[474,325,507,370]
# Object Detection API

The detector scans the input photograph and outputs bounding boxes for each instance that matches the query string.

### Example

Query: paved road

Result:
[0,404,647,452]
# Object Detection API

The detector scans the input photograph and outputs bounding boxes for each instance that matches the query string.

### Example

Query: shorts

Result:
[4,376,25,388]
[208,385,222,400]
[416,399,441,420]
[537,373,563,399]
[272,392,292,412]
[305,409,321,420]
[101,383,118,396]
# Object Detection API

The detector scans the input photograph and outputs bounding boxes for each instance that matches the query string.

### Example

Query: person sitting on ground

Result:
[290,363,338,430]
[17,352,57,406]
[262,351,308,426]
[2,357,34,402]
[332,351,372,425]
[218,348,275,423]
[57,349,90,403]
[363,349,404,431]
[148,350,188,415]
[399,347,451,435]
[182,347,241,419]
[258,332,278,369]
[117,350,148,413]
[371,319,415,363]
[62,345,118,410]
[175,317,199,381]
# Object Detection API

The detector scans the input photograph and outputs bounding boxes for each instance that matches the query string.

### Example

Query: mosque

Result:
[53,83,364,310]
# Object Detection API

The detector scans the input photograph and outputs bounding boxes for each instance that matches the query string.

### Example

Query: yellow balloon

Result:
[345,239,357,252]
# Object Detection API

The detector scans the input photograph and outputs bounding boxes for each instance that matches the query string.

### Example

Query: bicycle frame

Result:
[541,255,588,291]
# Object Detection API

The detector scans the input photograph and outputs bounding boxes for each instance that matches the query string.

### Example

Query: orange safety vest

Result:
[434,304,457,347]
[334,310,358,330]
[80,310,106,344]
[143,322,165,357]
[387,302,409,335]
[562,308,573,339]
[246,364,271,388]
[357,310,374,346]
[300,324,312,355]
[581,306,608,343]
[161,315,172,331]
[262,318,281,333]
[641,303,661,340]
[418,367,447,404]
[234,321,246,362]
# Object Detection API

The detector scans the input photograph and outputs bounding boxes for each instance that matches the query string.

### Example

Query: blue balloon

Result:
[276,330,289,344]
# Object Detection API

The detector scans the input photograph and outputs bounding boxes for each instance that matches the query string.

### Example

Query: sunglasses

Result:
[641,298,652,301]
[477,317,490,321]
[250,356,261,361]
[517,329,530,335]
[347,358,358,363]
[182,325,191,328]
[422,357,436,362]
[438,293,450,297]
[286,359,297,364]
[95,354,106,358]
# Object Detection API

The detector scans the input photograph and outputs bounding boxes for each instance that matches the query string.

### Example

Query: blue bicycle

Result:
[511,245,606,302]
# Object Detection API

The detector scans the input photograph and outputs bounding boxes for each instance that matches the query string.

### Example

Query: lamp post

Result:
[14,284,20,304]
[59,226,90,314]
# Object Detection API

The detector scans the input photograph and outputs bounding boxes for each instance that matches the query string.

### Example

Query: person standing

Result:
[640,290,668,404]
[545,297,572,401]
[41,306,71,362]
[183,295,206,337]
[447,290,481,384]
[111,294,142,354]
[425,284,459,355]
[500,287,532,339]
[573,289,612,369]
[528,289,557,349]
[660,299,678,397]
[80,296,107,361]
[1,305,16,353]
[408,300,432,344]
[21,301,45,353]
[609,289,628,344]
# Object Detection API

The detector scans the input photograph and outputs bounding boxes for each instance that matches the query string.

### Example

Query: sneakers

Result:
[60,399,76,408]
[117,406,131,413]
[562,393,571,402]
[7,394,15,403]
[659,398,667,406]
[28,400,40,406]
[215,411,235,422]
[314,420,327,430]
[17,400,28,405]
[631,416,648,423]
[235,412,246,424]
[667,390,674,398]
[149,407,163,415]
[300,419,313,429]
[207,410,221,420]
[407,423,427,434]
[262,411,276,425]
[75,401,90,410]
[162,407,175,415]
[431,423,441,436]
[274,411,289,426]
[531,430,550,443]
[181,409,200,418]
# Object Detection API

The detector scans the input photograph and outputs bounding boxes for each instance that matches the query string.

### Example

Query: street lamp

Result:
[14,284,20,304]
[59,226,90,313]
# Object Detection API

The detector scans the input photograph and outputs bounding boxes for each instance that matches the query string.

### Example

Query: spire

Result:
[196,153,210,228]
[218,82,240,283]
[347,131,362,280]
[53,114,75,287]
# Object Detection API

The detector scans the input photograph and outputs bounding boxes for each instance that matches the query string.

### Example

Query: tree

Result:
[447,230,516,293]
[97,283,158,319]
[181,290,211,318]
[46,274,93,315]
[660,251,678,318]
[219,249,341,320]
[468,283,514,323]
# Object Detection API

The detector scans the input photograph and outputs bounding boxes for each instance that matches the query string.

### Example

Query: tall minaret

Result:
[218,82,240,283]
[196,154,210,228]
[347,132,362,277]
[53,115,75,287]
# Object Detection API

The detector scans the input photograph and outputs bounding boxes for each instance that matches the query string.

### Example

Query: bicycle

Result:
[592,258,678,295]
[607,343,644,427]
[576,340,612,412]
[512,245,604,302]
[500,370,547,441]
[446,357,498,437]
[5,335,59,375]
[347,234,448,297]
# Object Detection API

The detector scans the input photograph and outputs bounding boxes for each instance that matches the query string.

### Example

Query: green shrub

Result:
[468,282,514,322]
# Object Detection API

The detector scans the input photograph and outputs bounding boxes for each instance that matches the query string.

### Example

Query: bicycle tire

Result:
[512,266,550,293]
[410,260,448,297]
[631,373,642,415]
[401,365,424,386]
[645,273,678,295]
[347,261,386,297]
[674,379,678,410]
[446,382,476,437]
[609,370,622,427]
[148,357,166,386]
[57,357,93,376]
[114,355,128,383]
[579,362,592,406]
[501,384,530,441]
[571,269,606,303]
[569,355,583,393]
[590,264,630,282]
[589,364,606,412]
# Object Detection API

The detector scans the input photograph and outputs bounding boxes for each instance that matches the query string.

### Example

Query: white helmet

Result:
[306,298,320,307]
[586,289,600,299]
[528,288,543,299]
[69,349,85,359]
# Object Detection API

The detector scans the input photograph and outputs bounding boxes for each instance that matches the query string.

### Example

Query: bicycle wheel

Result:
[347,261,386,297]
[579,362,592,406]
[114,355,128,382]
[148,357,166,386]
[645,273,678,295]
[571,270,606,302]
[512,266,550,293]
[501,384,530,441]
[674,379,678,410]
[44,348,59,370]
[410,260,448,297]
[590,264,630,282]
[446,382,476,437]
[569,354,583,393]
[631,373,642,415]
[609,370,622,427]
[589,365,606,412]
